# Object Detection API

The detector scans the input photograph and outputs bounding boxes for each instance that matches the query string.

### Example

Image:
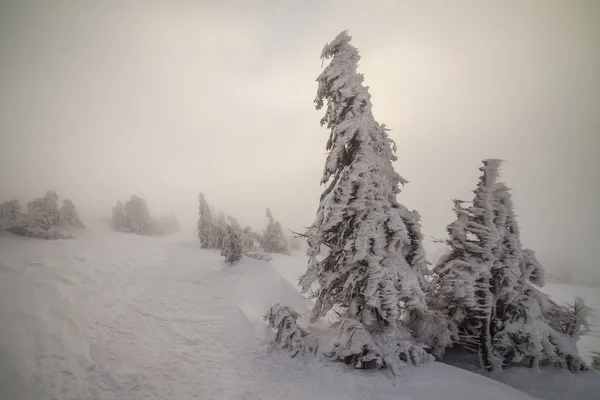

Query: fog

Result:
[0,1,598,279]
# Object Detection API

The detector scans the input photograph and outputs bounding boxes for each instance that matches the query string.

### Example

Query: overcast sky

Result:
[0,1,598,278]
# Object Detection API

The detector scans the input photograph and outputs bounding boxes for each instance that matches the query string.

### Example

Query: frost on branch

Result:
[264,304,318,357]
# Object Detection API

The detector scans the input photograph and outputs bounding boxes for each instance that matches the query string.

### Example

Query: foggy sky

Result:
[1,1,598,278]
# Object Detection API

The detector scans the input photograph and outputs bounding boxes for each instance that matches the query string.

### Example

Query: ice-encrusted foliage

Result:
[59,199,86,229]
[432,160,587,371]
[519,249,544,286]
[262,208,289,254]
[221,225,242,265]
[264,304,318,357]
[298,31,431,370]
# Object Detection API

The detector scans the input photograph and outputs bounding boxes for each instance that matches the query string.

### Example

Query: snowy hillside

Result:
[0,231,597,399]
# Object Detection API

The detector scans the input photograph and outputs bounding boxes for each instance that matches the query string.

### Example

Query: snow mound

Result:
[227,255,311,340]
[0,231,561,400]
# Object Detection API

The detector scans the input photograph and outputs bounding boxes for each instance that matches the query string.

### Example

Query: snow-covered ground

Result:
[0,230,597,399]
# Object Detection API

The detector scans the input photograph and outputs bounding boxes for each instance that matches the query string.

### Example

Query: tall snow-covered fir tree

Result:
[298,31,432,373]
[262,208,289,254]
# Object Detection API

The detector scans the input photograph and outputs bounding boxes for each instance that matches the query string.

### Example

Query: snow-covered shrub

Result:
[59,199,86,229]
[244,252,272,262]
[221,225,242,265]
[261,208,289,254]
[111,195,157,235]
[264,304,318,357]
[3,192,76,239]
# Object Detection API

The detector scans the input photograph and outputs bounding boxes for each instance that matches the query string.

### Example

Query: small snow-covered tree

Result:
[111,195,157,235]
[241,226,261,252]
[59,199,86,229]
[27,190,61,228]
[123,195,156,235]
[0,200,22,232]
[297,31,432,373]
[262,208,289,254]
[3,192,73,239]
[221,225,242,265]
[197,193,215,248]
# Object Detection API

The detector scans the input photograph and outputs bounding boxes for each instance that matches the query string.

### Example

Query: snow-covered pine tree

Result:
[197,193,215,248]
[297,31,432,373]
[432,159,502,370]
[433,162,588,371]
[262,208,289,254]
[123,195,156,235]
[59,199,86,229]
[221,225,242,265]
[210,211,227,249]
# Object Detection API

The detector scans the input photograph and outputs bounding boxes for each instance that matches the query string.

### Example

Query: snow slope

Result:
[0,231,567,399]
